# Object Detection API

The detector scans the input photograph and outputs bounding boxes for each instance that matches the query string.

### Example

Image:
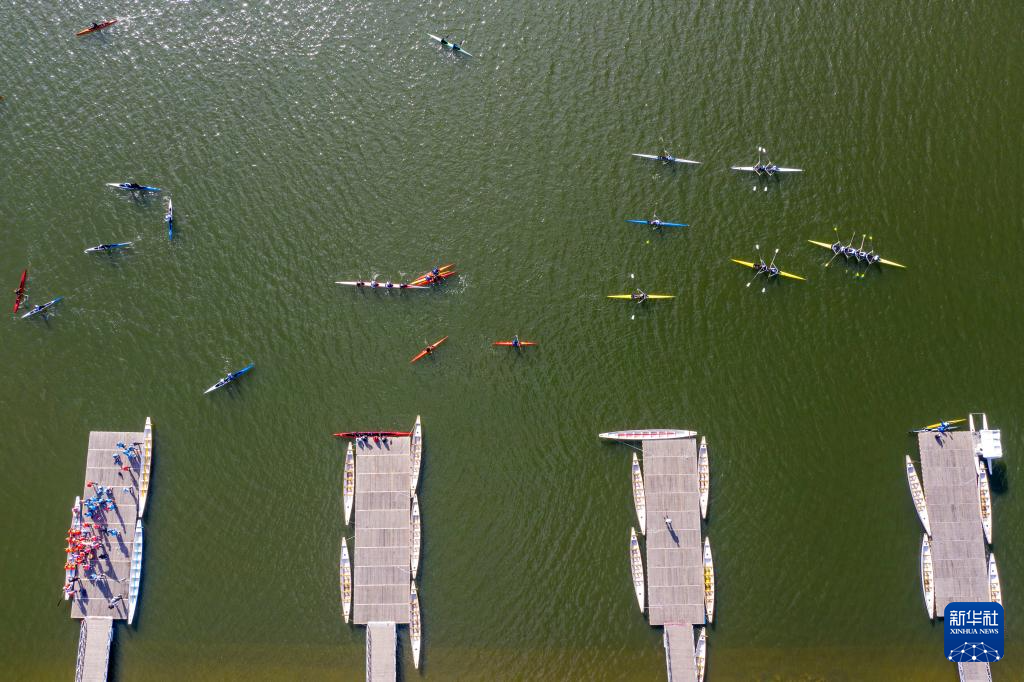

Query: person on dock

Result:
[664,515,672,528]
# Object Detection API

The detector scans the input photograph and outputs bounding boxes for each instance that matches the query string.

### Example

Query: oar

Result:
[824,226,843,267]
[746,244,764,289]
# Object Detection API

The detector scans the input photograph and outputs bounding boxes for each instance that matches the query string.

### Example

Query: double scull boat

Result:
[630,527,645,613]
[204,363,255,394]
[731,147,802,175]
[632,152,701,165]
[904,455,930,536]
[625,218,688,229]
[631,453,646,534]
[343,442,355,526]
[732,245,806,291]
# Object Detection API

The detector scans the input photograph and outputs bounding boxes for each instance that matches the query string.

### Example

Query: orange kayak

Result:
[410,264,455,286]
[76,19,117,36]
[410,336,448,364]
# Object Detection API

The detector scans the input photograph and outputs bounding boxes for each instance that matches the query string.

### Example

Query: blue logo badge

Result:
[945,602,1003,663]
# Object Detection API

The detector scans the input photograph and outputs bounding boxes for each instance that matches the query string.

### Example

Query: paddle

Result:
[745,245,763,290]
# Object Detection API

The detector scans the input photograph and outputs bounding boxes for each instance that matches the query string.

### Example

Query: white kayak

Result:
[730,165,803,173]
[600,429,697,441]
[632,153,701,165]
[428,33,472,57]
[335,281,427,290]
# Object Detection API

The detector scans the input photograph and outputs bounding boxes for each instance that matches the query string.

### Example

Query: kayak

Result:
[84,242,133,254]
[335,281,428,290]
[428,34,472,57]
[731,259,806,281]
[607,294,674,300]
[410,268,457,287]
[333,431,412,439]
[631,153,701,165]
[76,19,117,36]
[204,363,255,394]
[13,269,27,313]
[106,182,161,192]
[492,340,537,347]
[625,219,688,228]
[166,198,173,240]
[411,335,448,364]
[21,296,63,319]
[730,165,802,173]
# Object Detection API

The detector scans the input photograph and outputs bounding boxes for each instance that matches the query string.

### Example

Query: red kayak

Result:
[333,431,412,439]
[410,264,456,286]
[12,269,27,313]
[76,19,118,36]
[493,340,537,347]
[410,336,448,364]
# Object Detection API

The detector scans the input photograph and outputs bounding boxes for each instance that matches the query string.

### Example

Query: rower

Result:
[648,214,661,228]
[431,267,440,277]
[355,281,366,287]
[127,182,142,190]
[660,149,672,162]
[511,334,520,349]
[632,289,648,302]
[768,265,780,277]
[440,35,449,47]
[385,281,394,289]
[370,280,379,289]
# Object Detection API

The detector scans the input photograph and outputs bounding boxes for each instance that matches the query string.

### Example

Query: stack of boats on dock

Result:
[601,428,714,682]
[906,414,1002,624]
[339,416,424,670]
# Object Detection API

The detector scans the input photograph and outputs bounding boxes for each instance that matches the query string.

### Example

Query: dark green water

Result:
[1,1,1021,680]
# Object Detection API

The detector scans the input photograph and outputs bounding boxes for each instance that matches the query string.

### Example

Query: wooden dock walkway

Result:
[918,431,989,612]
[642,438,706,626]
[353,435,413,625]
[663,623,698,682]
[366,621,397,682]
[73,617,113,682]
[71,430,144,620]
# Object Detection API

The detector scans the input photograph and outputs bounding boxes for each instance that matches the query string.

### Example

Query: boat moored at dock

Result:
[411,415,422,495]
[694,627,707,682]
[411,495,421,578]
[631,453,646,534]
[600,429,697,442]
[988,554,1002,606]
[410,582,422,669]
[976,457,993,545]
[127,519,143,625]
[904,455,930,536]
[703,537,715,624]
[139,417,153,518]
[920,534,935,619]
[698,437,710,520]
[343,443,354,526]
[340,537,352,623]
[629,527,645,613]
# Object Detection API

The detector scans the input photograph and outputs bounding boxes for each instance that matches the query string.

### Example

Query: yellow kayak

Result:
[730,259,806,281]
[607,294,675,300]
[921,418,966,430]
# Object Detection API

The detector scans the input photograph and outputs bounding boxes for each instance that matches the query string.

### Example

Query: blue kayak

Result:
[21,296,63,319]
[204,363,255,394]
[625,219,688,228]
[107,182,161,192]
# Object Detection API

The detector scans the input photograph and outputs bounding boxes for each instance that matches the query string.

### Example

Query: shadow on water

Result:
[990,460,1009,495]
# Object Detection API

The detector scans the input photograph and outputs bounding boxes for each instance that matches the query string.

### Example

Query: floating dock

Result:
[915,415,1003,682]
[342,420,423,681]
[605,431,709,682]
[68,424,150,682]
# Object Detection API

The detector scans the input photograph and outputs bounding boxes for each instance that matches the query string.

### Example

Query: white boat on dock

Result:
[921,533,935,619]
[905,455,931,536]
[631,453,646,533]
[600,429,697,442]
[629,527,645,613]
[411,415,422,496]
[343,442,355,526]
[703,537,715,624]
[698,437,710,520]
[127,518,143,624]
[410,581,422,669]
[411,494,421,578]
[976,457,993,545]
[694,626,707,682]
[988,553,1002,606]
[340,537,352,623]
[138,417,153,518]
